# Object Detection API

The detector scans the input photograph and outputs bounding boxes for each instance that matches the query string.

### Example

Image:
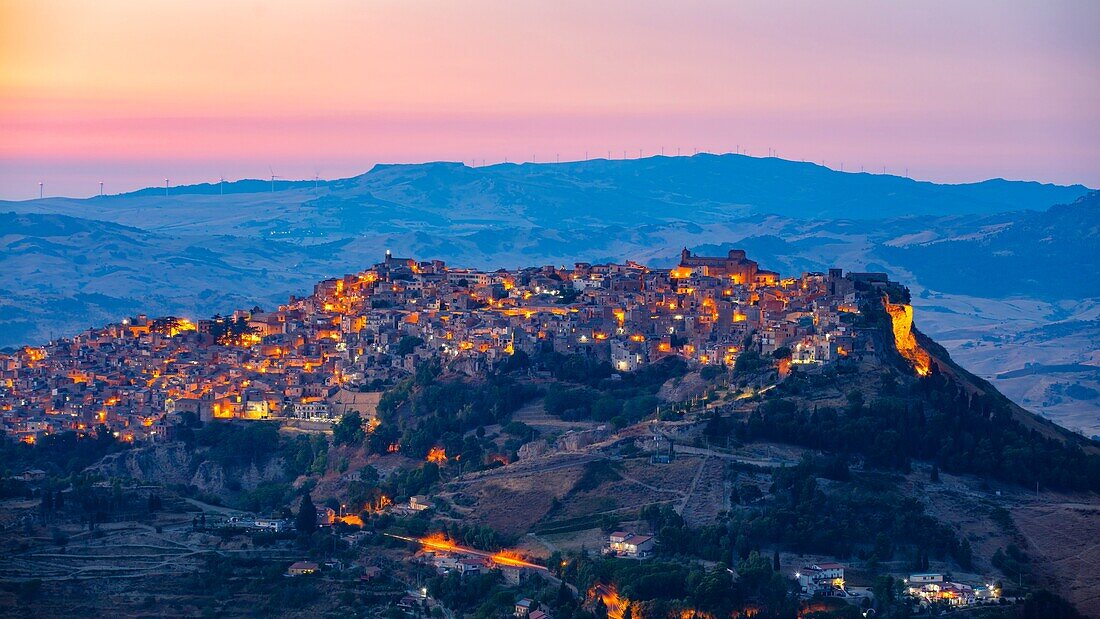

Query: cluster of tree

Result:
[394,336,425,356]
[376,368,540,460]
[433,522,516,552]
[534,351,614,385]
[191,420,281,469]
[333,411,367,446]
[638,457,969,571]
[744,371,1100,491]
[207,315,256,345]
[428,571,504,617]
[992,544,1030,585]
[0,426,129,478]
[733,350,768,376]
[740,461,971,568]
[551,553,794,619]
[182,554,318,614]
[40,475,150,527]
[541,356,686,426]
[149,316,192,334]
[383,462,440,500]
[280,433,330,478]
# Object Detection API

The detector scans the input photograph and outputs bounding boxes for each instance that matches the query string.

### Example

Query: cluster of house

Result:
[1,249,881,445]
[220,502,344,533]
[794,565,999,608]
[285,559,383,580]
[905,573,999,607]
[795,563,847,597]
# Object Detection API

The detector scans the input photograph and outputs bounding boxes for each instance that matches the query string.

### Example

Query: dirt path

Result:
[677,455,710,517]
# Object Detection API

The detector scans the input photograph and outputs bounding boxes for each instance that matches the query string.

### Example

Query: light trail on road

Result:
[385,532,547,571]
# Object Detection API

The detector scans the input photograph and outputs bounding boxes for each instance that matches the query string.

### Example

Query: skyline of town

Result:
[2,247,922,446]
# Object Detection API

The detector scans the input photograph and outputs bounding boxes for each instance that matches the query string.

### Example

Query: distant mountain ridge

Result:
[340,155,1092,220]
[73,154,1089,220]
[117,178,336,198]
[879,190,1100,299]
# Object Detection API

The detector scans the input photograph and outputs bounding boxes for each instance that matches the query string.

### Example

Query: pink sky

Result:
[1,0,1097,199]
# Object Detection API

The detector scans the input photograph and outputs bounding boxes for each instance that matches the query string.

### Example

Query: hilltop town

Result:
[1,248,912,443]
[3,249,1096,619]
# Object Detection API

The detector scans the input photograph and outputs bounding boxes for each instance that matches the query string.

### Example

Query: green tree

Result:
[333,412,365,446]
[296,493,317,533]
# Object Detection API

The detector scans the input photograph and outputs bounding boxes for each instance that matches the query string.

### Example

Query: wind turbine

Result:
[165,178,169,196]
[269,167,279,193]
[99,181,104,196]
[219,175,226,195]
[38,181,43,199]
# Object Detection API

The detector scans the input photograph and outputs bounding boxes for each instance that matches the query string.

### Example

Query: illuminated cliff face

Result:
[884,301,931,376]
